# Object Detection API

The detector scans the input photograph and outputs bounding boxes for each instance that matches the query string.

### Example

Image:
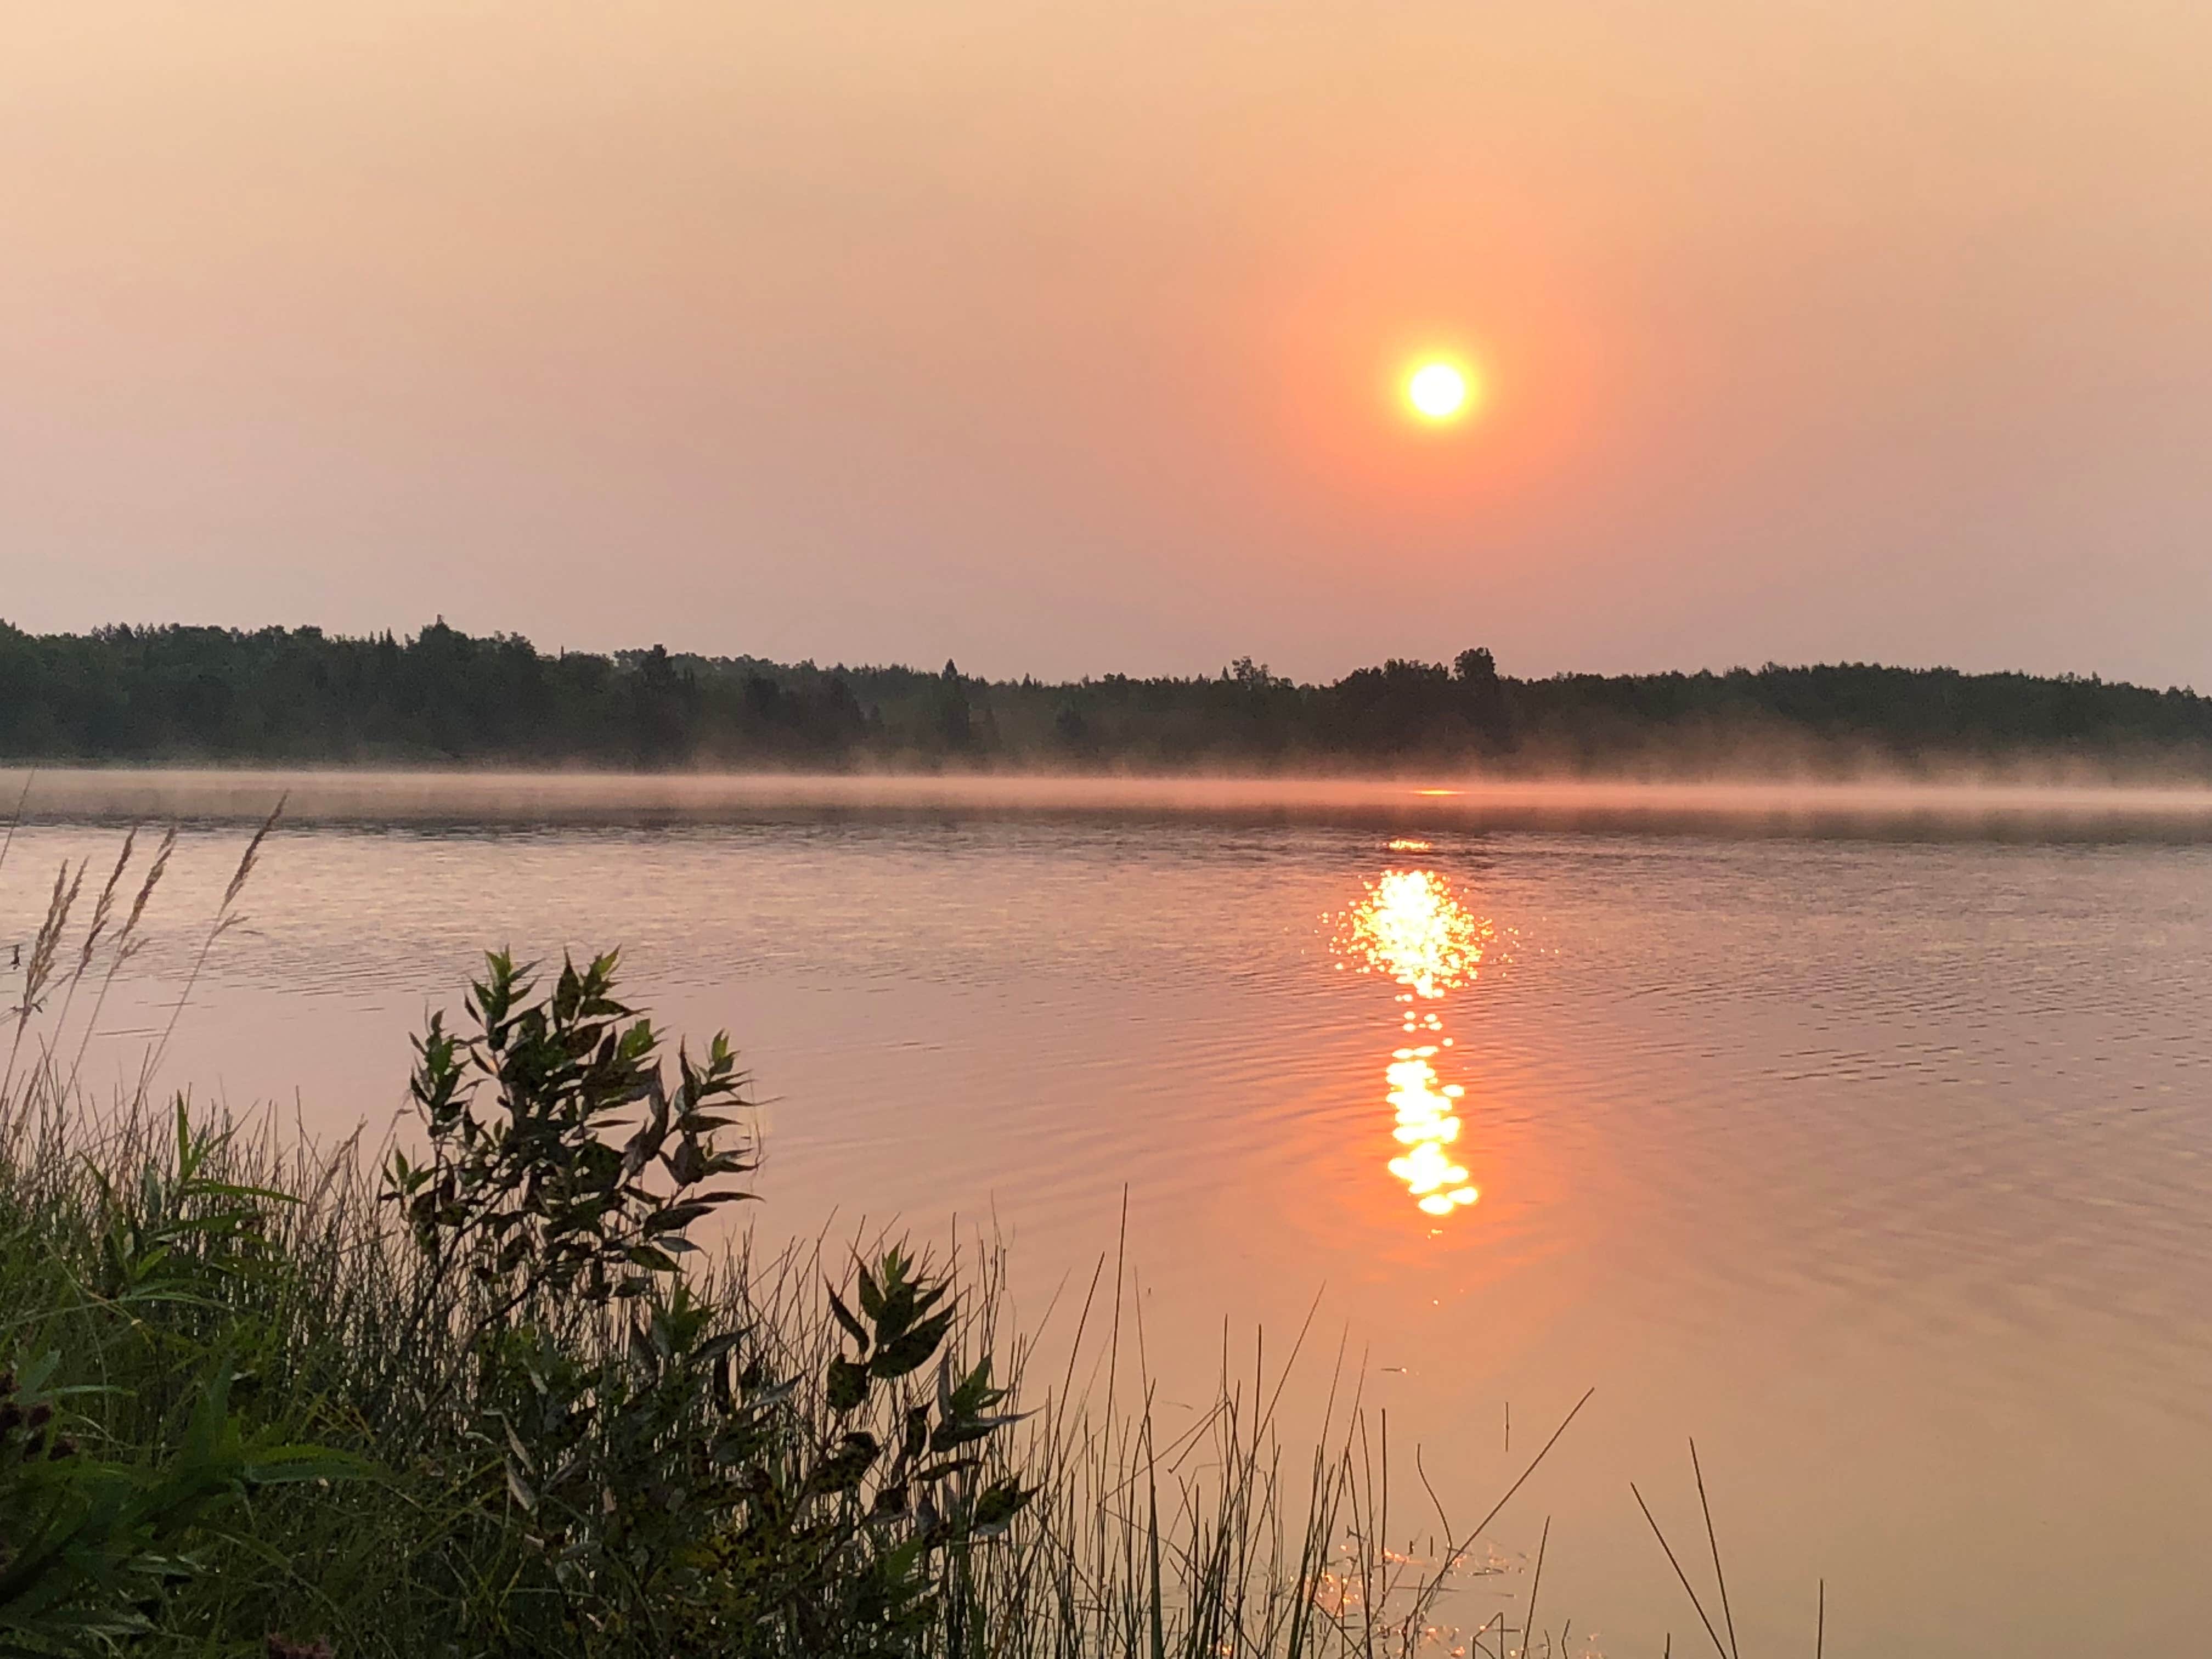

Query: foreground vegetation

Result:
[3,618,2208,777]
[0,810,1591,1657]
[3,952,1051,1657]
[8,954,1567,1657]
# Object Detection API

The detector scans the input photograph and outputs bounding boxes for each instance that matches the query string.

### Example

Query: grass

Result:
[0,811,1592,1659]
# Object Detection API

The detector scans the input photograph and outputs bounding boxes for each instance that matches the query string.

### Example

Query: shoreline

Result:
[8,764,2212,834]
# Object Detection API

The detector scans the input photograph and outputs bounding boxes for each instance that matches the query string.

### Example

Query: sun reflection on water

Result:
[1332,867,1493,1220]
[1336,868,1489,1003]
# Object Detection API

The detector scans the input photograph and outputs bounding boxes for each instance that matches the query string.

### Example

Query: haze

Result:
[6,2,2209,686]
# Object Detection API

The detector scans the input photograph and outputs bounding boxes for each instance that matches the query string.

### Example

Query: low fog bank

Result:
[14,766,2212,842]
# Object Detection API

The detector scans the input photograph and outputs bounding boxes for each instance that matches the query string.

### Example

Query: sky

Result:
[4,2,2209,686]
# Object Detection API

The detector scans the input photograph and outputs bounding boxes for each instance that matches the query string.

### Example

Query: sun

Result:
[1406,360,1471,421]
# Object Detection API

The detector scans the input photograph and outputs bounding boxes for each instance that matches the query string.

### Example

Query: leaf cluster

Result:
[375,951,1032,1655]
[384,950,756,1329]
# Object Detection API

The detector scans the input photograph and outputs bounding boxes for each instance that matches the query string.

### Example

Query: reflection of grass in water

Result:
[0,802,1786,1658]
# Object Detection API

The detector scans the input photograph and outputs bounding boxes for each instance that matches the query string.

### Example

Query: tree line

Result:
[2,619,2207,776]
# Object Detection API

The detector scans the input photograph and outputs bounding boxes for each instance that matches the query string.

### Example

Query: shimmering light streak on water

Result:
[1333,868,1493,1217]
[1387,1045,1476,1215]
[1334,868,1490,1001]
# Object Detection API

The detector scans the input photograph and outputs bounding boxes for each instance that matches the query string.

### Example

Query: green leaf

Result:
[826,1355,870,1413]
[868,1481,910,1522]
[856,1261,884,1322]
[970,1477,1035,1537]
[930,1413,1028,1453]
[870,1308,955,1380]
[238,1443,372,1486]
[805,1431,879,1496]
[827,1288,870,1354]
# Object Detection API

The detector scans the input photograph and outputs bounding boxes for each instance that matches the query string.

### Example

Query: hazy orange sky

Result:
[5,3,2209,684]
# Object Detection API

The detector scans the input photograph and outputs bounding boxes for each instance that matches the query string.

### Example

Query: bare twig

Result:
[69,825,174,1092]
[148,796,284,1084]
[0,769,33,886]
[1434,1387,1594,1587]
[1690,1440,1741,1659]
[51,827,134,1048]
[1632,1482,1730,1659]
[1523,1516,1550,1659]
[4,859,81,1099]
[1414,1444,1454,1548]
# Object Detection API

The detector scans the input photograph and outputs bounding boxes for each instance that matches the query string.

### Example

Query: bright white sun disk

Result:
[1407,363,1469,420]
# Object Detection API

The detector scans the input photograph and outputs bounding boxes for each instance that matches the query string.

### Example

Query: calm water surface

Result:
[7,774,2210,1657]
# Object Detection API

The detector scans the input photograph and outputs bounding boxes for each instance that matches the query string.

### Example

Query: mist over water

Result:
[18,766,2212,836]
[5,770,2209,1657]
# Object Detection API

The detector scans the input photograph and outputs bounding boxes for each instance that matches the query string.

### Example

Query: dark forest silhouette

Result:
[3,619,2207,777]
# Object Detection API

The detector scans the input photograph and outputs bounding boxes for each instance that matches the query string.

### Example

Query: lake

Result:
[7,771,2210,1657]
